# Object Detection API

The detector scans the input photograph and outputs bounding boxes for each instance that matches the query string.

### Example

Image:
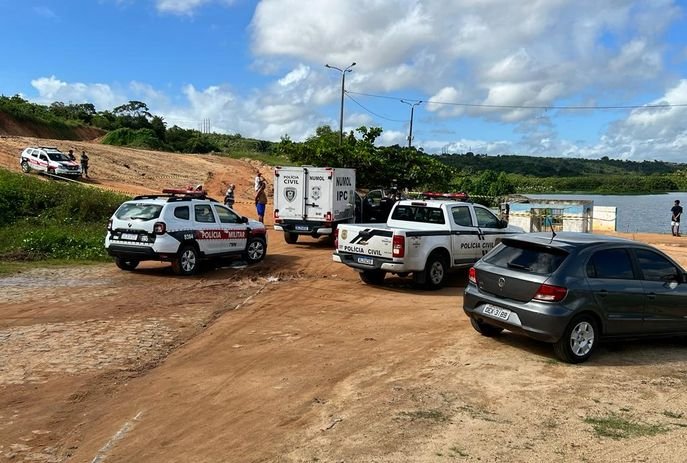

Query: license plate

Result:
[357,256,374,265]
[121,233,138,241]
[295,225,309,231]
[482,304,511,320]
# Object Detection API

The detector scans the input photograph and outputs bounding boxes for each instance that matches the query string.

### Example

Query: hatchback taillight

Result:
[533,283,567,302]
[153,222,166,235]
[392,234,405,257]
[468,267,477,285]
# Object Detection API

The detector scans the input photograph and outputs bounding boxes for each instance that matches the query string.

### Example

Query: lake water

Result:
[526,192,687,234]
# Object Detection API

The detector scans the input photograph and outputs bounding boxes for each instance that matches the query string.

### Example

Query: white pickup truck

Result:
[333,197,524,289]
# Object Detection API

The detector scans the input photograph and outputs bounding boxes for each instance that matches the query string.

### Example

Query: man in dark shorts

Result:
[671,200,683,236]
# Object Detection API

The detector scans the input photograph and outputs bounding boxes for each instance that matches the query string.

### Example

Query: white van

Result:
[273,166,356,243]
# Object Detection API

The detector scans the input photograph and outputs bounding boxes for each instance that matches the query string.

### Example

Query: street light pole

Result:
[325,62,356,145]
[401,99,422,148]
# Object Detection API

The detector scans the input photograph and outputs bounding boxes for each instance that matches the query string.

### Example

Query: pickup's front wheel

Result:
[415,253,448,290]
[359,270,386,285]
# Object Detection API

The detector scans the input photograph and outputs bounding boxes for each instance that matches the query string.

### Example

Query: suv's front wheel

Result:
[245,237,267,263]
[172,245,200,275]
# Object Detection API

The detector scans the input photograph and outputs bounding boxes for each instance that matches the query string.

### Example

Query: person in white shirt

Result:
[254,172,263,191]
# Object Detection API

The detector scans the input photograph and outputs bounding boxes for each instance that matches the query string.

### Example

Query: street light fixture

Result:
[325,62,356,145]
[401,99,422,148]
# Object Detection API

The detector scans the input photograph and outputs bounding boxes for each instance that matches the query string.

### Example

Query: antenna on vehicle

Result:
[548,215,557,243]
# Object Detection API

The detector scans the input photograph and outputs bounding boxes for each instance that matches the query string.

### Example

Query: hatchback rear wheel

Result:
[470,317,504,337]
[554,315,598,363]
[21,160,31,173]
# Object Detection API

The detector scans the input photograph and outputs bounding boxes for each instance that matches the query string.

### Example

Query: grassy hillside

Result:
[0,168,127,265]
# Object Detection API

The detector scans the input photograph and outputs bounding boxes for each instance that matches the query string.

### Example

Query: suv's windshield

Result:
[391,205,445,224]
[116,203,163,221]
[484,240,568,275]
[47,152,71,162]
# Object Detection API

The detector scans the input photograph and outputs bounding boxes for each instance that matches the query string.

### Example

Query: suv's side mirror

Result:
[498,219,508,229]
[242,216,249,223]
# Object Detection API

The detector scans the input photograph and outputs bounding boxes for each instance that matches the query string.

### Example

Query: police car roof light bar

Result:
[421,192,469,201]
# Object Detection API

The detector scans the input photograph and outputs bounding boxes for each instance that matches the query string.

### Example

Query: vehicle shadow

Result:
[379,268,470,290]
[125,253,301,280]
[481,331,687,366]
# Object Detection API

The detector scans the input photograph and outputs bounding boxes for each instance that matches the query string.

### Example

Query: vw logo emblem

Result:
[498,277,505,288]
[128,223,132,228]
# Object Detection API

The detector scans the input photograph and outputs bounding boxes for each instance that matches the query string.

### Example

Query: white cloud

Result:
[30,76,122,110]
[155,0,235,14]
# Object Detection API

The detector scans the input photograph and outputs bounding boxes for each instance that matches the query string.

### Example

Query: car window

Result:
[214,205,242,224]
[115,203,163,220]
[367,190,383,206]
[635,249,680,282]
[391,205,445,224]
[195,204,216,223]
[40,154,48,162]
[586,249,635,279]
[174,206,190,220]
[452,206,474,227]
[474,207,500,228]
[484,240,568,275]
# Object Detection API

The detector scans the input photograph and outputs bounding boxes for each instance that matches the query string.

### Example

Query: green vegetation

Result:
[0,94,84,139]
[584,413,668,439]
[0,169,127,266]
[277,125,453,190]
[5,94,687,195]
[440,152,687,195]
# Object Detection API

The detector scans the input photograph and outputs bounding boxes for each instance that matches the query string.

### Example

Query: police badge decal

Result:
[284,187,297,202]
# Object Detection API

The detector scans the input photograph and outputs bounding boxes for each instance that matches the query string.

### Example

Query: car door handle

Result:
[597,290,608,297]
[646,293,656,299]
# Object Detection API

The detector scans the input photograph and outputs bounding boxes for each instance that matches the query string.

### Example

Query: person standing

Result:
[254,172,263,192]
[224,183,236,208]
[80,150,89,178]
[255,178,267,223]
[671,200,683,236]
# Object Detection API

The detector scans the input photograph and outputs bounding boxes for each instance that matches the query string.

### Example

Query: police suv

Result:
[333,193,524,289]
[105,189,267,275]
[20,146,82,177]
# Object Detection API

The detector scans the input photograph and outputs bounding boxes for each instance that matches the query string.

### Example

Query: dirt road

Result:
[2,136,687,462]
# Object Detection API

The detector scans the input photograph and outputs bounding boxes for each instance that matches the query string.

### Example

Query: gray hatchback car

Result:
[463,232,687,363]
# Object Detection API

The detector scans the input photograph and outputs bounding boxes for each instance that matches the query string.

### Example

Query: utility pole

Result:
[325,62,356,145]
[401,100,422,148]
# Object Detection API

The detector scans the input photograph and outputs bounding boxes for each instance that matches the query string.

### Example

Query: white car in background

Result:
[20,146,82,177]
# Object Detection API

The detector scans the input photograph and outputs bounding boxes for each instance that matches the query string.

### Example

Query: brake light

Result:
[153,222,166,235]
[334,228,339,248]
[468,267,477,285]
[533,284,567,302]
[107,219,112,231]
[392,234,405,257]
[325,211,332,222]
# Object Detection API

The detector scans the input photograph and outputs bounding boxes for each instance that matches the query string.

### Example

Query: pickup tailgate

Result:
[337,224,394,260]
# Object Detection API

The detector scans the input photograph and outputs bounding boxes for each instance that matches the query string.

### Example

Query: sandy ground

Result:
[2,136,687,462]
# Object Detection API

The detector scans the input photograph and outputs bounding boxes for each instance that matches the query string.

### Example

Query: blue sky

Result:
[1,0,687,161]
